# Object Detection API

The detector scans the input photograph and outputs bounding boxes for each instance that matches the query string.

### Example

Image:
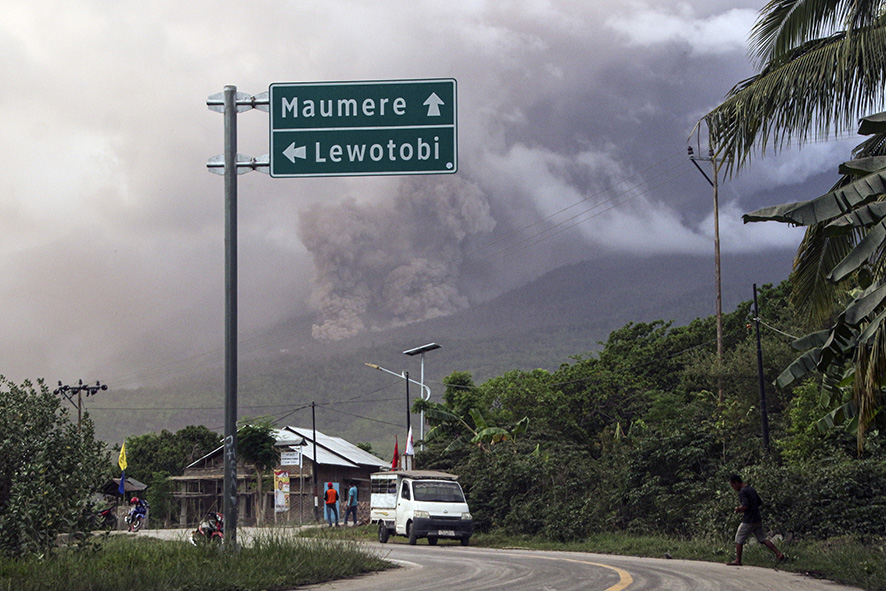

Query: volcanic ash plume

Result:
[298,177,495,341]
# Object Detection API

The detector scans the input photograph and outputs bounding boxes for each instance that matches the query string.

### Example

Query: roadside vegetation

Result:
[400,280,886,591]
[0,533,392,591]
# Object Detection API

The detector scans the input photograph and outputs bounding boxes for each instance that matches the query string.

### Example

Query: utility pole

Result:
[753,284,771,451]
[689,146,724,404]
[312,401,318,521]
[405,371,411,437]
[54,380,107,432]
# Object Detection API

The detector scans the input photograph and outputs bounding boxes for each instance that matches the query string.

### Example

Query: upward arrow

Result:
[424,92,444,117]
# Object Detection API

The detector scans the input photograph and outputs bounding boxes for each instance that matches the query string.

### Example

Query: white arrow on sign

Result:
[283,143,306,163]
[424,92,444,116]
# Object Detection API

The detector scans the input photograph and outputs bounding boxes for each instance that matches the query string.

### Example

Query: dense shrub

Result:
[0,377,107,557]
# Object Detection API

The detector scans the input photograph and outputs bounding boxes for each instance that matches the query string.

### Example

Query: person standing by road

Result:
[345,482,358,526]
[325,482,339,527]
[727,474,785,566]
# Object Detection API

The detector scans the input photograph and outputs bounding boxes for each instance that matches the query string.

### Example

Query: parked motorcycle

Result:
[96,505,118,530]
[190,512,224,545]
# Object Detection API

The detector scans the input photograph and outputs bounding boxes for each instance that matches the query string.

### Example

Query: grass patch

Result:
[0,532,393,591]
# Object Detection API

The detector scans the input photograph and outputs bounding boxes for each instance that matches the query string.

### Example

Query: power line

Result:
[100,148,697,388]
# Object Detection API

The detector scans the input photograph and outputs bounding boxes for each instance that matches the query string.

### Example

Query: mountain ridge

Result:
[93,248,795,451]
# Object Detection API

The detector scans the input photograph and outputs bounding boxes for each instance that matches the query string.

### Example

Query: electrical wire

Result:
[98,147,714,391]
[756,318,799,340]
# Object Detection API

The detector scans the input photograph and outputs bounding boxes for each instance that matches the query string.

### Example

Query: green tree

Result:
[123,425,220,525]
[0,377,108,557]
[124,425,220,480]
[237,418,278,525]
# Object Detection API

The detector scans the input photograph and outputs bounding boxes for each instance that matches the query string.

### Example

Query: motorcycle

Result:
[96,505,118,530]
[125,499,148,532]
[190,512,224,545]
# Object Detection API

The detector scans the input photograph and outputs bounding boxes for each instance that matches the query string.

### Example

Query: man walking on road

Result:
[727,473,785,566]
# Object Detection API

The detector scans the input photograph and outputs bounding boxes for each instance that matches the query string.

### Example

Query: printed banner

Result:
[274,470,290,513]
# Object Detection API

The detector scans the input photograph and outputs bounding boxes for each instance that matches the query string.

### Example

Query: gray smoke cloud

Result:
[298,176,495,340]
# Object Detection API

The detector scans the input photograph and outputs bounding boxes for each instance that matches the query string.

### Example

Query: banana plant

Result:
[744,112,886,451]
[421,402,530,452]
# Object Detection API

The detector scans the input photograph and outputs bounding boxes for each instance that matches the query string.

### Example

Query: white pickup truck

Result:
[370,470,473,546]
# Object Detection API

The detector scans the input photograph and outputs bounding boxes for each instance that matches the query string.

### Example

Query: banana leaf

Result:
[843,282,886,325]
[791,328,832,351]
[838,156,886,176]
[828,221,886,281]
[858,111,886,136]
[826,202,886,234]
[817,401,857,433]
[776,348,822,388]
[744,169,886,226]
[817,319,858,369]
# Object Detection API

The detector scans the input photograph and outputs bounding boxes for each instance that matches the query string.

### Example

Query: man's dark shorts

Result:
[735,521,767,544]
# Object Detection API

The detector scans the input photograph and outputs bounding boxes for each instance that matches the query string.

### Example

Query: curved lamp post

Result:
[365,362,431,445]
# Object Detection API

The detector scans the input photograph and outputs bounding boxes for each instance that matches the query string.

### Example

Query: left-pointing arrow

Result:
[284,143,306,163]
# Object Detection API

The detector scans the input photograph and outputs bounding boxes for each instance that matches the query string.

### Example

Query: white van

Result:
[371,470,473,546]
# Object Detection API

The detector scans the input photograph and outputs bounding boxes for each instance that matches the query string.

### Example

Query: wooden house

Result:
[170,426,389,526]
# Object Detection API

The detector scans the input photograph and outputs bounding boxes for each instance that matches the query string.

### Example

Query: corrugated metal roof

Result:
[186,427,387,470]
[283,426,389,469]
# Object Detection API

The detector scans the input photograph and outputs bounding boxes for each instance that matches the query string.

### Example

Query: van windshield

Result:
[413,481,465,503]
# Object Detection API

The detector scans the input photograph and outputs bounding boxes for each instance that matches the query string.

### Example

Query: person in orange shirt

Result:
[324,482,339,527]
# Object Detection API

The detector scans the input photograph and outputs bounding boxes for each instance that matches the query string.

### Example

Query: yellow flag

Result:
[118,443,127,471]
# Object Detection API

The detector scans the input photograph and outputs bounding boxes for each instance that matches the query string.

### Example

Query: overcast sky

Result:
[0,0,862,387]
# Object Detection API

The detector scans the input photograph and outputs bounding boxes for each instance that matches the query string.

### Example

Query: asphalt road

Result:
[301,543,865,591]
[132,528,864,591]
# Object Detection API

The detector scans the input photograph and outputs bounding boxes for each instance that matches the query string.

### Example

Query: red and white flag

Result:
[405,426,414,456]
[391,435,399,470]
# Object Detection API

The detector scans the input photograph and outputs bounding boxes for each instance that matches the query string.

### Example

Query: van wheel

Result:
[408,522,417,545]
[427,536,438,546]
[460,536,470,546]
[378,523,390,544]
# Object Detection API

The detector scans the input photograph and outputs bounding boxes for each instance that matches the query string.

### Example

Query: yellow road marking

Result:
[514,553,634,591]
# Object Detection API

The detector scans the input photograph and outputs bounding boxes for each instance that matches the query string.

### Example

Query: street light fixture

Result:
[403,343,440,449]
[364,362,431,440]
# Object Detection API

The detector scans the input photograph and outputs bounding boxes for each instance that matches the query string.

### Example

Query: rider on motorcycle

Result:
[190,511,224,544]
[127,497,148,530]
[200,511,223,535]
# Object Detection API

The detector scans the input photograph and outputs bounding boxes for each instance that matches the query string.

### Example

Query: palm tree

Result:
[705,0,886,173]
[703,0,886,450]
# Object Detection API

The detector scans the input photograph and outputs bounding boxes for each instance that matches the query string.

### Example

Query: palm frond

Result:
[707,24,886,172]
[750,0,847,66]
[854,315,886,451]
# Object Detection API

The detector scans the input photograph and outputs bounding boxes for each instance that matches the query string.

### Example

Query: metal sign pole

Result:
[207,85,268,548]
[222,85,239,549]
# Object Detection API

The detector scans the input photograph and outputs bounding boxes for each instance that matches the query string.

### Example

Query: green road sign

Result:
[269,79,456,177]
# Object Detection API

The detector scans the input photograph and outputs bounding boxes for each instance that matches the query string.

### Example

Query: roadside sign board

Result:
[280,451,300,466]
[269,79,457,177]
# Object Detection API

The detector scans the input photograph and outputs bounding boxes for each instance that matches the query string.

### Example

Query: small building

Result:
[170,426,389,526]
